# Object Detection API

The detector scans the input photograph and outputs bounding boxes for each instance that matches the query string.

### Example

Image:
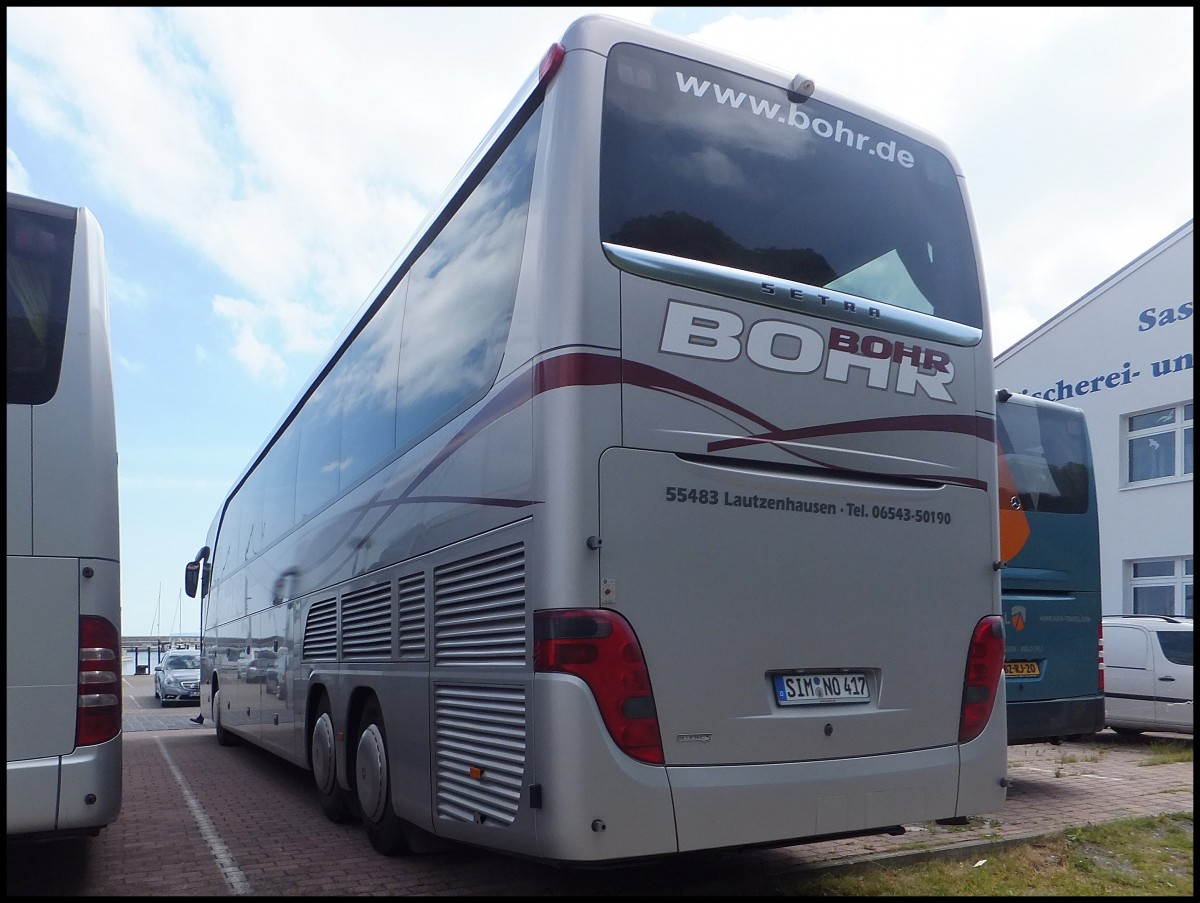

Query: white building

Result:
[995,220,1193,618]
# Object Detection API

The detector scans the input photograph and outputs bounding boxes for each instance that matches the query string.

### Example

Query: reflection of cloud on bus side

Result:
[297,177,531,425]
[677,146,749,191]
[318,458,354,474]
[319,323,401,421]
[397,199,528,407]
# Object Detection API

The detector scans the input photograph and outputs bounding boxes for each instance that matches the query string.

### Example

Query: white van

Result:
[1102,616,1193,735]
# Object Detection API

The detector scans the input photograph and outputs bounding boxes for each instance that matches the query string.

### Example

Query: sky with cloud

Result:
[7,7,1193,635]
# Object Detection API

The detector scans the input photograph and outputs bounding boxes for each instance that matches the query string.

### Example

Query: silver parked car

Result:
[1103,615,1193,735]
[154,650,202,707]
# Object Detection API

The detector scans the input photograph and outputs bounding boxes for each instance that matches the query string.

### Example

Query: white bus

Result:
[184,15,1007,865]
[7,191,123,839]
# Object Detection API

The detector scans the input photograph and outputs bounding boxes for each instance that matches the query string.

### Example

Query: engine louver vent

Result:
[341,581,392,661]
[303,597,338,660]
[434,684,527,826]
[433,543,526,666]
[397,572,427,661]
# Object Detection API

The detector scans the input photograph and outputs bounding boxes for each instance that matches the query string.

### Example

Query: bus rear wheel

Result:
[356,698,409,856]
[311,694,355,823]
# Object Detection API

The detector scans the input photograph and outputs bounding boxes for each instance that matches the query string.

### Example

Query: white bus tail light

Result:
[959,615,1005,743]
[78,615,122,747]
[534,609,665,764]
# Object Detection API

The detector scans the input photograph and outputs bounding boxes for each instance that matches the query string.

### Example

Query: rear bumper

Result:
[1006,696,1104,745]
[528,673,1008,863]
[666,739,1001,852]
[7,735,122,837]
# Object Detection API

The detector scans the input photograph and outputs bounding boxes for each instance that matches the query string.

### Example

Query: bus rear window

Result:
[599,42,982,331]
[7,205,75,405]
[997,402,1091,514]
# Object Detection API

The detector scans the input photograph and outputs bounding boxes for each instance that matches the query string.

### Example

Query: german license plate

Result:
[1004,661,1040,677]
[774,672,870,706]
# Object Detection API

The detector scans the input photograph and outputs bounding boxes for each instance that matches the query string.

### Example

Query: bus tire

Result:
[356,697,409,856]
[213,688,237,747]
[311,694,355,823]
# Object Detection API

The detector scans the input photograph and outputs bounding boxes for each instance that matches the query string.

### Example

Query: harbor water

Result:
[122,643,201,675]
[122,650,161,676]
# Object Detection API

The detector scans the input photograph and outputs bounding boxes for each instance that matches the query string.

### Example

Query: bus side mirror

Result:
[185,545,212,598]
[184,561,200,598]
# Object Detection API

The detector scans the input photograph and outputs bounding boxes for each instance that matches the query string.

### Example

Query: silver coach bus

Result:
[185,15,1007,865]
[8,192,123,839]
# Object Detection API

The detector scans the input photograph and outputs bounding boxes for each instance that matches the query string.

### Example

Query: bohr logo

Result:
[658,299,956,402]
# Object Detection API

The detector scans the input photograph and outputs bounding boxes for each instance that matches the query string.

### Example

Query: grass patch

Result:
[1138,738,1193,766]
[790,813,1192,896]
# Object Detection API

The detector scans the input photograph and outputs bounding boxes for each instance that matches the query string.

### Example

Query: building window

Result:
[1128,557,1193,616]
[1124,401,1193,484]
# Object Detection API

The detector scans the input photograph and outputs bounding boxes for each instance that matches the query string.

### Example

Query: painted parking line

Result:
[123,676,148,709]
[155,736,252,896]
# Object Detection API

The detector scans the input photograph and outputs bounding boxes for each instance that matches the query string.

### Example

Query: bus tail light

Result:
[1098,623,1105,692]
[538,43,566,84]
[534,609,664,765]
[959,615,1005,743]
[78,615,122,747]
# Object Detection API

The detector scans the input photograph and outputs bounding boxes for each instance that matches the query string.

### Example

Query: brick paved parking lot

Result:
[6,676,1192,896]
